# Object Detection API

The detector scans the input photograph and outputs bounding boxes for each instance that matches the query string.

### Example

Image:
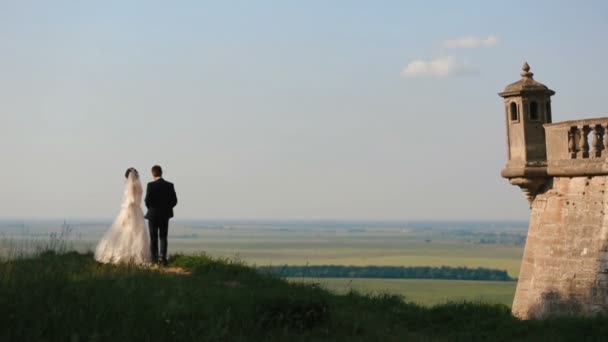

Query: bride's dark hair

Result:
[125,167,138,179]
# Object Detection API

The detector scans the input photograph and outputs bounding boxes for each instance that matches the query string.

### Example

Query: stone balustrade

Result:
[545,117,608,176]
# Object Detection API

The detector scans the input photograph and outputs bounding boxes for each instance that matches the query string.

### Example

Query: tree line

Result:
[259,265,514,281]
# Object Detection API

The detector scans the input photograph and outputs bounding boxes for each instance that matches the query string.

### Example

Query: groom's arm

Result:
[145,183,152,208]
[169,184,178,208]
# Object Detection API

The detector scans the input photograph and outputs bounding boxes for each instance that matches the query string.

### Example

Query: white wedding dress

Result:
[94,172,152,264]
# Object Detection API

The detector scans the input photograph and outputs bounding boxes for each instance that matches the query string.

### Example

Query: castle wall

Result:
[513,176,608,318]
[524,118,547,161]
[508,119,526,161]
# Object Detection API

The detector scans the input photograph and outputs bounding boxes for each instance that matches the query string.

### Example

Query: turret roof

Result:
[499,62,555,97]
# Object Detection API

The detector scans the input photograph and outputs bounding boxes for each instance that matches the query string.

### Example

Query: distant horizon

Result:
[0,217,529,224]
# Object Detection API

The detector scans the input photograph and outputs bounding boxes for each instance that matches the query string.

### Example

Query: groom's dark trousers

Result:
[145,178,178,263]
[148,217,169,262]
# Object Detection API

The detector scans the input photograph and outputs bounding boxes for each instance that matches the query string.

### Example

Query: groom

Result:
[144,165,178,266]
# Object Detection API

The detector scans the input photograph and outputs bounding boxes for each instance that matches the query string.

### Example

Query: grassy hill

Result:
[2,251,608,341]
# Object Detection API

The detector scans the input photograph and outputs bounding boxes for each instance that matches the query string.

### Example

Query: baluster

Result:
[569,127,578,159]
[579,125,590,158]
[591,125,598,156]
[593,124,604,158]
[604,124,608,158]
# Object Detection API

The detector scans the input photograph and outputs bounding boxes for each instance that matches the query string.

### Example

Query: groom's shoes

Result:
[160,258,169,267]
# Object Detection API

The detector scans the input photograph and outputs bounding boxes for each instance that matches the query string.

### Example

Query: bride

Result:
[95,168,152,264]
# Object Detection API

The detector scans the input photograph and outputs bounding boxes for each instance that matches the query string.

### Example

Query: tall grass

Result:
[0,222,81,261]
[1,228,607,341]
[2,250,608,341]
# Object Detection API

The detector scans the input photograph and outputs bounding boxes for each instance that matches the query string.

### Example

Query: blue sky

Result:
[1,1,607,220]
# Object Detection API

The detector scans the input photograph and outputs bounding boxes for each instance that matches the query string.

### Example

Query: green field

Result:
[1,220,527,307]
[147,222,525,306]
[195,242,524,278]
[165,223,526,278]
[291,278,517,306]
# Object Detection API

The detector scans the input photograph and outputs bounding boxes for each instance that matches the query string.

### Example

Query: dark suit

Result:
[145,178,177,263]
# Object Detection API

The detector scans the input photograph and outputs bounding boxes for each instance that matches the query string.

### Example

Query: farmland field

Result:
[1,219,526,306]
[291,278,517,306]
[167,220,526,278]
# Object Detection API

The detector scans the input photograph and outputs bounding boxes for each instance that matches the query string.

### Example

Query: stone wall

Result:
[513,176,608,318]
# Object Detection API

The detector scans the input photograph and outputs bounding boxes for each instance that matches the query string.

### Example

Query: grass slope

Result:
[1,251,608,341]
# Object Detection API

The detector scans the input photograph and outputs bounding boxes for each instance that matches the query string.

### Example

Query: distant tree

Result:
[259,265,514,281]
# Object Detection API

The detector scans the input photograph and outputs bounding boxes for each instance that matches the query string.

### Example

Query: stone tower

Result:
[501,63,608,319]
[500,62,555,205]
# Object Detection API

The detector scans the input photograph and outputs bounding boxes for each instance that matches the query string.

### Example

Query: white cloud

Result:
[483,36,499,46]
[401,56,475,78]
[442,36,500,49]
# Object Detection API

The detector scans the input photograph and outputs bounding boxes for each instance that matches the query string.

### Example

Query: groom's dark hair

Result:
[151,165,163,177]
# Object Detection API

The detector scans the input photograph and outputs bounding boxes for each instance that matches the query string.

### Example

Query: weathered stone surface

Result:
[512,176,608,319]
[500,63,608,318]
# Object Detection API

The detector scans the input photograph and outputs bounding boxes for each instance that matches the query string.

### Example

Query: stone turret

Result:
[500,63,555,205]
[501,63,608,319]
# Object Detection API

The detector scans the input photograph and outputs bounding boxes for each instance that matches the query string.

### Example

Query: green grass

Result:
[291,278,517,307]
[3,251,608,341]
